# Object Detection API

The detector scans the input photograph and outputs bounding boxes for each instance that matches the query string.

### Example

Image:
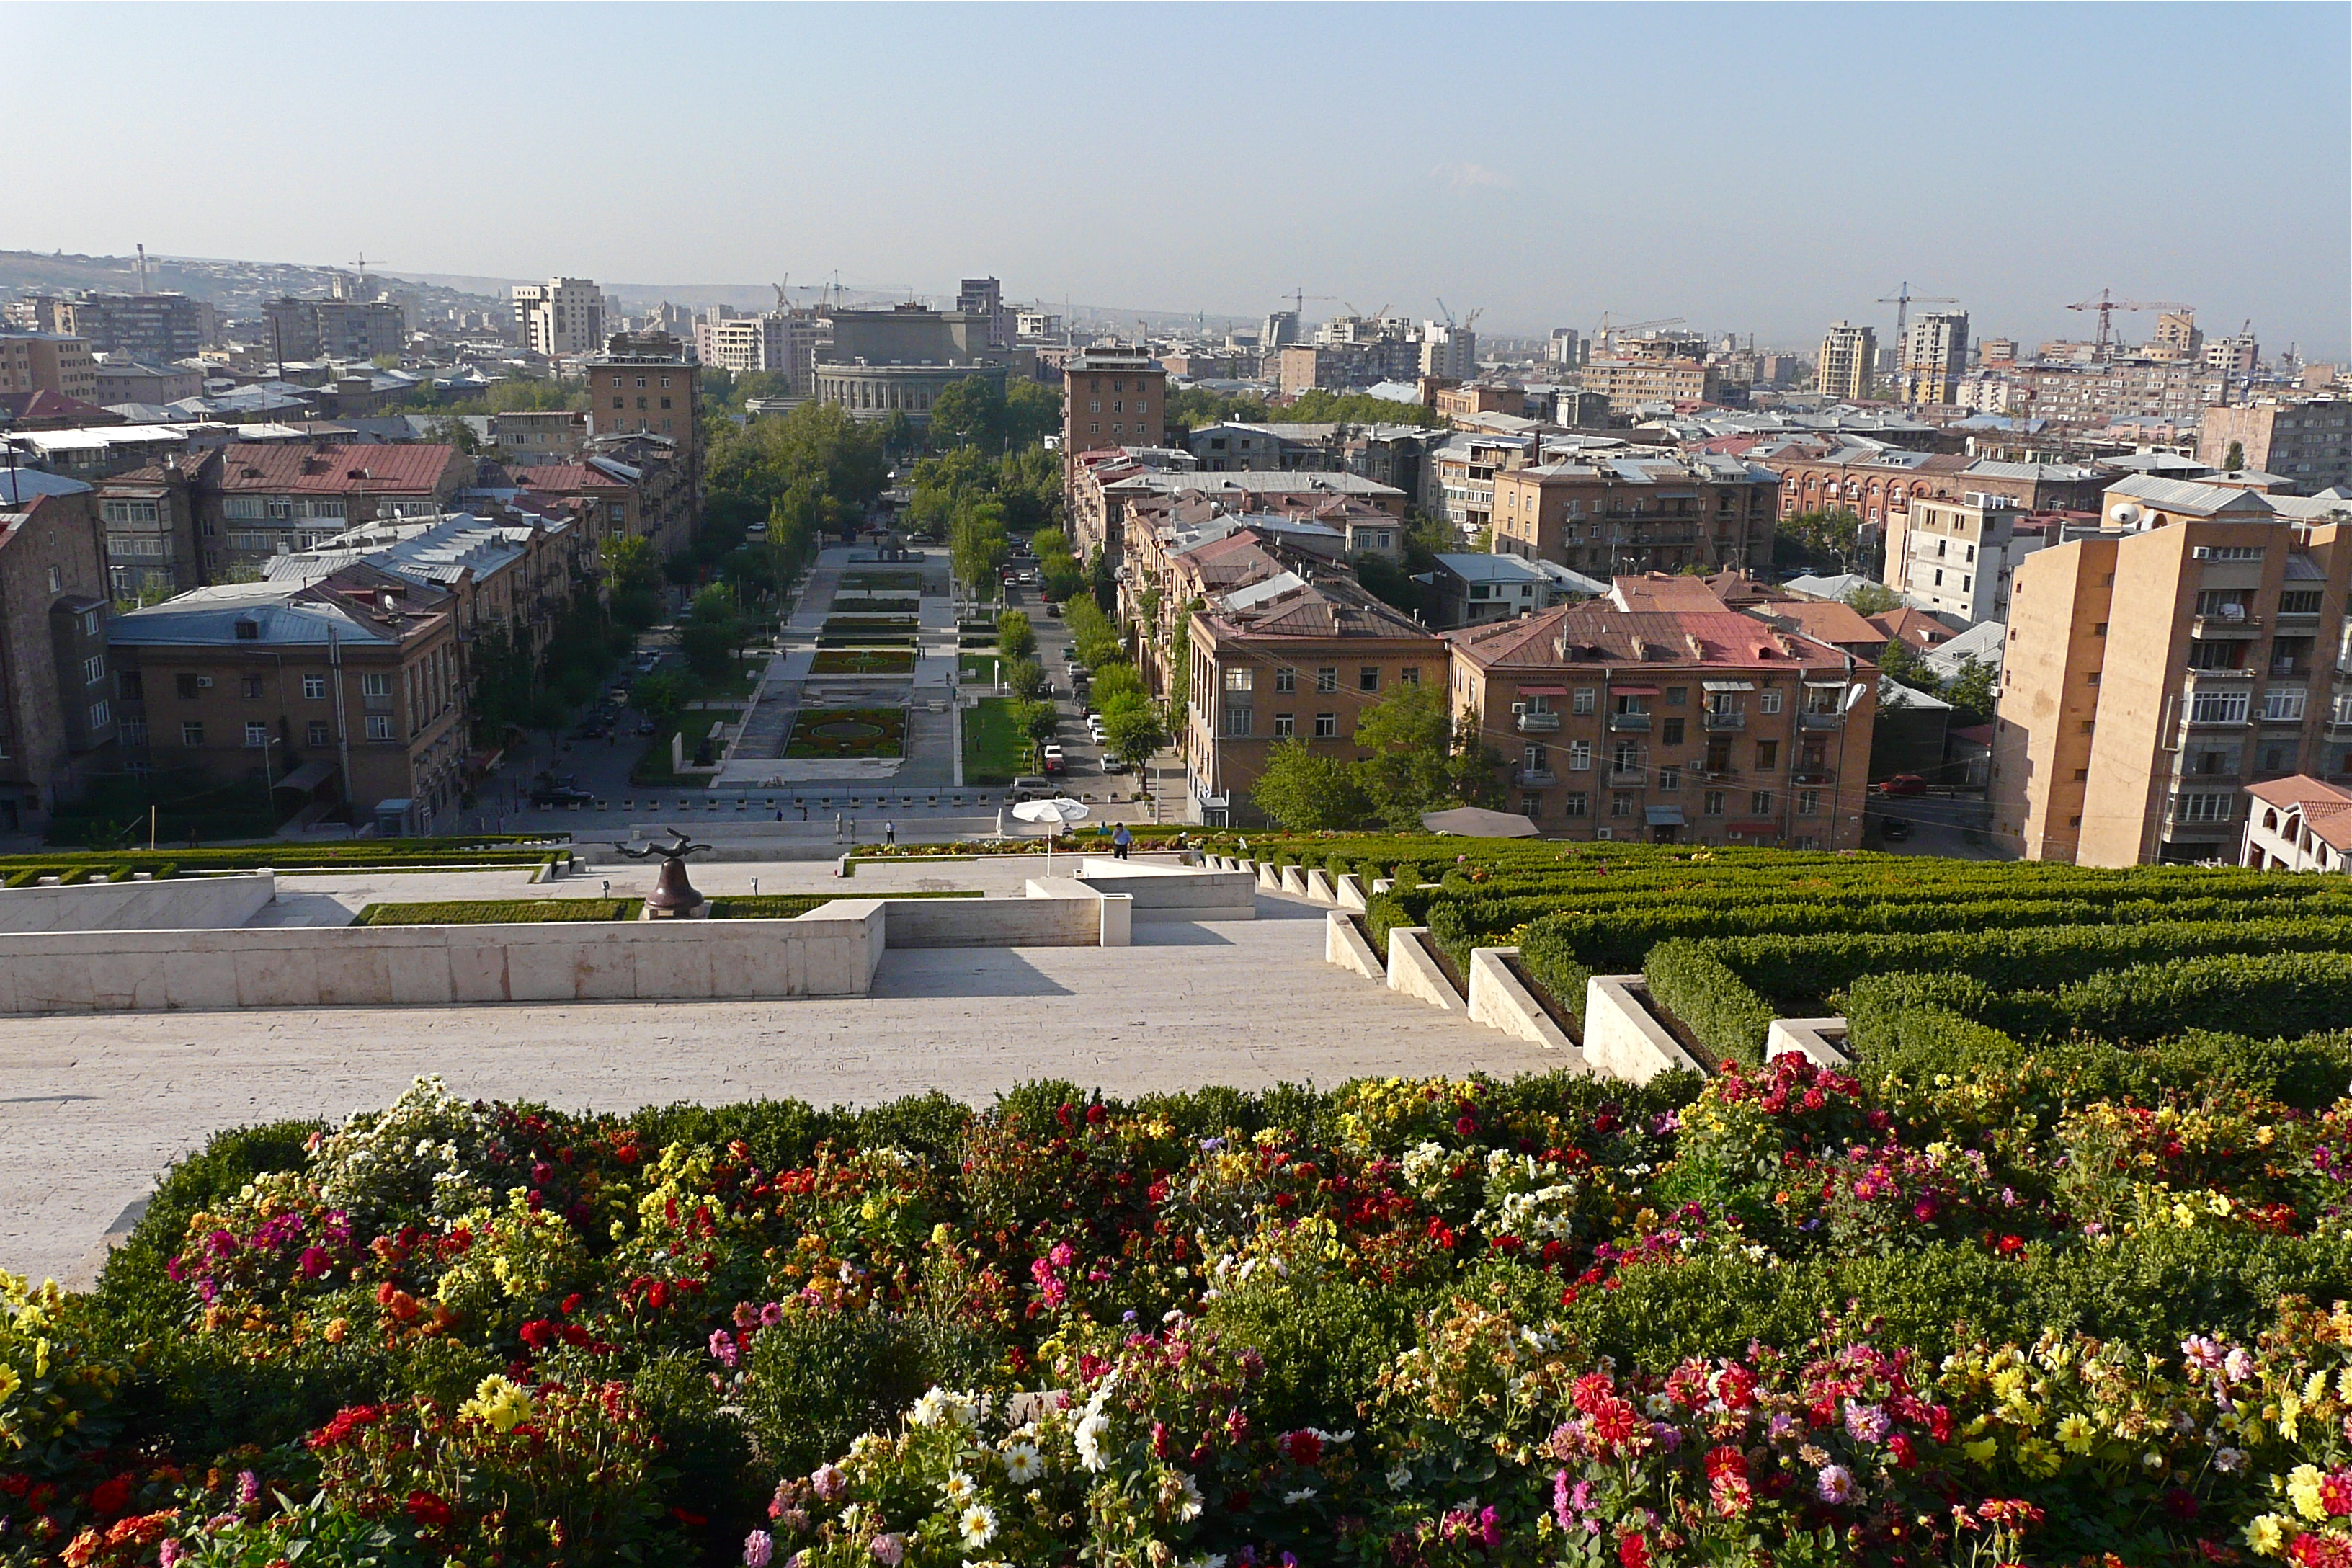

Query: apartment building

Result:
[261,297,404,363]
[513,279,605,359]
[5,292,212,360]
[92,360,201,405]
[582,333,701,521]
[1182,568,1445,827]
[1070,455,1402,564]
[491,409,588,466]
[0,332,98,401]
[1446,587,1876,847]
[1900,311,1969,406]
[94,463,202,598]
[1990,475,2352,865]
[1575,357,1723,413]
[1425,553,1601,630]
[1817,322,1876,401]
[1755,441,2105,533]
[695,311,824,391]
[2199,397,2352,494]
[184,442,471,579]
[1061,345,1166,458]
[0,471,117,829]
[109,564,470,830]
[2241,775,2352,873]
[1489,451,1781,576]
[1883,494,2053,624]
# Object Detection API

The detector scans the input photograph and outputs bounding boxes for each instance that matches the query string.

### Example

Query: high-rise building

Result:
[1420,322,1476,380]
[0,332,97,402]
[260,297,404,363]
[1991,475,2352,865]
[512,278,605,358]
[2199,397,2352,492]
[1900,309,1969,405]
[1817,321,1876,401]
[2150,311,2204,362]
[956,277,1011,350]
[1260,310,1301,351]
[1546,328,1582,366]
[6,292,211,360]
[1061,344,1165,462]
[2205,330,2260,378]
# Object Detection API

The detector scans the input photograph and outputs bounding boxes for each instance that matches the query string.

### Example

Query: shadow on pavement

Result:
[1131,923,1239,947]
[869,949,1076,998]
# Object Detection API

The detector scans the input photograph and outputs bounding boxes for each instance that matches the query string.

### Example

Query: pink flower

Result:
[1048,1240,1076,1269]
[237,1469,261,1507]
[1815,1464,1855,1505]
[760,1301,784,1329]
[870,1536,906,1565]
[810,1464,847,1502]
[710,1329,739,1368]
[298,1245,333,1279]
[743,1528,774,1567]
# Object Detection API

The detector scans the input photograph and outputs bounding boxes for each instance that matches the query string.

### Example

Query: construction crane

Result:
[1589,313,1685,353]
[771,275,790,311]
[1281,286,1337,318]
[1876,281,1958,359]
[2064,288,2193,360]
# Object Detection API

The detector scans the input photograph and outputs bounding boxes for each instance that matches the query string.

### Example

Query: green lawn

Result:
[784,707,905,760]
[961,696,1030,786]
[355,898,643,925]
[959,654,1005,685]
[813,649,917,675]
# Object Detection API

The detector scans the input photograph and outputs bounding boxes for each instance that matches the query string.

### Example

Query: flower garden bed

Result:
[842,571,922,592]
[783,707,905,760]
[0,837,571,885]
[355,898,643,925]
[808,649,916,676]
[829,597,920,615]
[822,616,918,633]
[22,1044,2352,1566]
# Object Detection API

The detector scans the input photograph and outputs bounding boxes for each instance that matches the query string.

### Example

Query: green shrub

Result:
[740,1309,997,1478]
[355,899,641,925]
[1644,940,1781,1065]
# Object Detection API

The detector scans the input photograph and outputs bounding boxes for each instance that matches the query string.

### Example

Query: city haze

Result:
[5,1,2347,356]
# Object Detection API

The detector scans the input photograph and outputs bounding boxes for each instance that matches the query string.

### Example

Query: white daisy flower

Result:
[958,1503,999,1547]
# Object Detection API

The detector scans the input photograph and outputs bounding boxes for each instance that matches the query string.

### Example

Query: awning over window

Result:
[1611,685,1662,696]
[1703,680,1755,692]
[1515,685,1567,696]
[1644,806,1686,827]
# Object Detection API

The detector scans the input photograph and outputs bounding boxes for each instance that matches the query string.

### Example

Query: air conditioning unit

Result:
[195,675,213,688]
[2192,546,2212,559]
[1596,827,1613,840]
[1510,701,1527,715]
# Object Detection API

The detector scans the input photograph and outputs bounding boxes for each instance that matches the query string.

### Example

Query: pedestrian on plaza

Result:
[834,812,843,842]
[1113,824,1133,860]
[885,820,896,846]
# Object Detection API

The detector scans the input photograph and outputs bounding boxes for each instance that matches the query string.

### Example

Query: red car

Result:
[1876,774,1928,797]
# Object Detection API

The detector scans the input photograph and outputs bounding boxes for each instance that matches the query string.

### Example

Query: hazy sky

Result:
[12,2,2349,355]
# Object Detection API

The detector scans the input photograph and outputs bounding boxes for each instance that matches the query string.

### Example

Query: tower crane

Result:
[1589,313,1685,353]
[2064,289,2193,360]
[1876,281,1958,359]
[1280,286,1337,318]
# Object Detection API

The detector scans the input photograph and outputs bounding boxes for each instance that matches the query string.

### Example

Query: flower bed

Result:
[829,597,920,615]
[843,571,922,592]
[355,898,643,925]
[809,649,917,677]
[784,708,905,760]
[0,837,571,883]
[14,1053,2352,1566]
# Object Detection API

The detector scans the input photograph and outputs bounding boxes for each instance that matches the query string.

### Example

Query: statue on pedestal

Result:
[614,828,711,917]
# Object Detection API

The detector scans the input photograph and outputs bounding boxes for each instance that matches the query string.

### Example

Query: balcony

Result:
[2191,613,2263,638]
[1608,711,1652,732]
[1703,710,1747,731]
[1513,709,1561,733]
[2271,664,2314,682]
[1608,767,1645,786]
[1791,767,1838,784]
[2186,664,2255,682]
[1799,710,1845,730]
[1516,767,1558,788]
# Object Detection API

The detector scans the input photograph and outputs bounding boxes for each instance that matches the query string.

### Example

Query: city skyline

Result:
[6,1,2347,358]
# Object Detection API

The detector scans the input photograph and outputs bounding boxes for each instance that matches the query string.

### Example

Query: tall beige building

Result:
[513,278,605,358]
[1899,309,1969,405]
[1991,475,2352,865]
[1817,321,1876,401]
[0,332,97,401]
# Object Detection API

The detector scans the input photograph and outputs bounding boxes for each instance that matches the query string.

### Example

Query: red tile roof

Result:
[2247,775,2352,852]
[517,463,629,494]
[1449,601,1850,674]
[210,442,460,494]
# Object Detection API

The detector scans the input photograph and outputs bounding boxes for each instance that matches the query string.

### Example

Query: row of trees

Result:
[927,374,1062,453]
[1165,386,1445,431]
[1250,683,1502,830]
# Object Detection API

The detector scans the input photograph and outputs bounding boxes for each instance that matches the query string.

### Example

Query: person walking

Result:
[1113,823,1133,861]
[884,819,896,846]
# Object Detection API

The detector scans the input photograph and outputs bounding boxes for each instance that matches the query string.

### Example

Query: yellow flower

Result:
[2307,1371,2330,1405]
[459,1373,537,1434]
[0,1366,19,1404]
[2246,1514,2287,1555]
[1991,1367,2028,1399]
[2288,1464,2328,1522]
[1963,1437,1998,1465]
[2014,1435,2062,1479]
[2055,1413,2095,1454]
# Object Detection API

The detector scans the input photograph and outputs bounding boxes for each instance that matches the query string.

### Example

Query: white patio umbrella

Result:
[1011,796,1092,876]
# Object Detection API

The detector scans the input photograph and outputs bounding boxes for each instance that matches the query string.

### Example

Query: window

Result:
[1273,669,1295,694]
[1222,702,1252,736]
[2187,641,2242,670]
[176,672,200,700]
[116,669,141,700]
[2202,546,2264,563]
[1665,687,1686,706]
[1399,667,1420,686]
[2189,690,2250,724]
[181,721,204,747]
[1797,788,1821,815]
[1561,792,1588,817]
[244,721,269,748]
[45,566,61,594]
[1521,793,1544,817]
[80,655,104,685]
[2177,791,2234,821]
[360,673,391,698]
[1702,790,1725,816]
[1754,739,1778,770]
[1313,713,1337,739]
[1272,713,1295,739]
[1656,766,1679,791]
[1759,688,1783,714]
[1360,667,1381,693]
[1750,790,1774,815]
[2263,689,2307,723]
[365,714,393,741]
[1567,739,1591,771]
[303,674,327,700]
[306,721,331,746]
[1572,687,1597,715]
[87,700,108,730]
[1224,668,1253,692]
[1660,716,1685,745]
[1314,667,1337,693]
[2280,590,2324,615]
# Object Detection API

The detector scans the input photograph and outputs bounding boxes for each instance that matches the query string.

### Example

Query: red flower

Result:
[1280,1429,1324,1466]
[1619,1531,1652,1568]
[1590,1398,1639,1448]
[406,1491,455,1531]
[1703,1444,1747,1482]
[86,1474,132,1518]
[2324,1471,2352,1518]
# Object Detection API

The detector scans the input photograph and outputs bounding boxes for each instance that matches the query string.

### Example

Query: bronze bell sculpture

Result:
[615,827,711,917]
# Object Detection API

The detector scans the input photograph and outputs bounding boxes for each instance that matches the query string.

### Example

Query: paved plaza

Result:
[0,888,1551,1284]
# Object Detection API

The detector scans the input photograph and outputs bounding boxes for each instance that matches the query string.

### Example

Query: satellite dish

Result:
[2109,502,2142,525]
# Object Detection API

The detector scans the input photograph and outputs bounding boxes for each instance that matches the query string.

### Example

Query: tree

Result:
[1090,662,1144,705]
[631,672,689,723]
[601,535,665,631]
[1003,657,1046,701]
[1352,681,1501,828]
[929,374,1008,450]
[1250,740,1372,830]
[996,609,1035,661]
[1004,381,1063,449]
[1100,695,1167,765]
[1064,597,1123,669]
[680,584,749,686]
[951,496,1010,596]
[1877,636,1938,692]
[1943,656,1997,725]
[1843,582,1902,615]
[2224,440,2247,472]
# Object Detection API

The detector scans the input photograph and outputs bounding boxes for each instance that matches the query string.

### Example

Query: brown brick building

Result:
[0,471,117,829]
[1489,451,1781,576]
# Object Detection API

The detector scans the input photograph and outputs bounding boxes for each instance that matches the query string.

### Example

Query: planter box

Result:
[1386,925,1458,1011]
[1325,908,1383,980]
[1467,947,1575,1054]
[1582,974,1704,1084]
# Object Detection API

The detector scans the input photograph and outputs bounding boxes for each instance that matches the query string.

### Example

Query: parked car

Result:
[1879,816,1913,842]
[1007,775,1054,801]
[1041,746,1067,776]
[636,718,656,735]
[1876,774,1928,797]
[1100,752,1129,773]
[530,785,596,808]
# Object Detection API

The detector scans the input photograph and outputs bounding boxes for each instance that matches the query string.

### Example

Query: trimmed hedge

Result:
[355,898,641,925]
[705,891,982,919]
